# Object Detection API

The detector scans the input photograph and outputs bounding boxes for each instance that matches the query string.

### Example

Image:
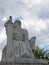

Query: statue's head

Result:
[15,20,21,29]
[13,19,22,29]
[15,19,21,25]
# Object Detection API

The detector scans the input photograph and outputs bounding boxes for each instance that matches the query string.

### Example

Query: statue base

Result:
[1,58,48,64]
[0,62,48,65]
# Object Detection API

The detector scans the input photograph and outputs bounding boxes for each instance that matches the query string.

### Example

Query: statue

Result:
[2,16,36,62]
[1,16,48,64]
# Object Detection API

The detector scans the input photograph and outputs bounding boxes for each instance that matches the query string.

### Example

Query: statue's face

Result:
[13,23,21,30]
[17,22,21,26]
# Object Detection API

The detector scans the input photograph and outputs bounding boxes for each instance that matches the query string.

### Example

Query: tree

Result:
[34,46,49,60]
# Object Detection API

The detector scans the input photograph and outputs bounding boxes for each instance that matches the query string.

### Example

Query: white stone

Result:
[1,16,36,62]
[29,37,36,51]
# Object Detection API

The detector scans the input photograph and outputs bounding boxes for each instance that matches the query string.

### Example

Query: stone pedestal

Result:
[0,62,48,65]
[1,58,48,65]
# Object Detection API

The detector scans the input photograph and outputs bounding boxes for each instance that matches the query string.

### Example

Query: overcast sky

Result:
[0,0,49,60]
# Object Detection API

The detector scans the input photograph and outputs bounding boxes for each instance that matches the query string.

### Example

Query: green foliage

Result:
[34,46,49,60]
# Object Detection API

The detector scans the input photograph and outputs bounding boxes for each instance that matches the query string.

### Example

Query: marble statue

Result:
[1,16,48,64]
[2,16,36,62]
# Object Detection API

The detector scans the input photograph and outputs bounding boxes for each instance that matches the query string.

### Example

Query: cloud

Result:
[0,18,7,31]
[1,17,7,21]
[22,19,48,33]
[25,0,47,5]
[27,1,49,20]
[0,28,7,51]
[0,28,6,44]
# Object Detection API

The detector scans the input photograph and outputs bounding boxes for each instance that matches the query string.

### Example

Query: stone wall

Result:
[0,62,49,65]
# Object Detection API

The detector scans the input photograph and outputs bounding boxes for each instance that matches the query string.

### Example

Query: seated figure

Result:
[13,20,34,58]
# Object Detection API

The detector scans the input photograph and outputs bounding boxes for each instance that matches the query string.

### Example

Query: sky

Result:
[0,0,49,60]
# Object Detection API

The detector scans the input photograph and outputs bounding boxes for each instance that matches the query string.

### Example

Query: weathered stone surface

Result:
[29,37,36,51]
[0,62,48,65]
[2,16,35,62]
[1,16,48,64]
